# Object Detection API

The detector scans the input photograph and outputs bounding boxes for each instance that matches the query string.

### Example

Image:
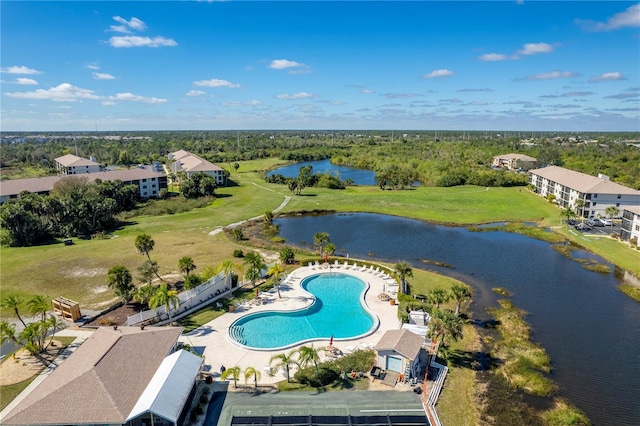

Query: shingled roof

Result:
[2,327,183,426]
[374,329,425,360]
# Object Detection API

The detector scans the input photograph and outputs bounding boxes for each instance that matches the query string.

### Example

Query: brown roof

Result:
[374,329,424,360]
[2,327,183,426]
[495,153,537,161]
[0,169,165,199]
[530,166,640,195]
[170,150,223,173]
[624,205,640,216]
[54,154,97,167]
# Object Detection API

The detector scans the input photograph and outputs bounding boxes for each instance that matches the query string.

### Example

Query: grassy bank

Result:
[488,299,554,397]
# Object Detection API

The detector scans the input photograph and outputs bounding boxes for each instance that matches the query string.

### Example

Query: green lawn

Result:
[2,163,637,313]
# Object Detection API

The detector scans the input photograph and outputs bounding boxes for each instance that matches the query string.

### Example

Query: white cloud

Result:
[276,92,313,100]
[360,89,374,94]
[588,72,626,83]
[1,65,43,75]
[5,83,101,102]
[421,69,453,79]
[523,71,579,80]
[269,59,304,70]
[221,100,263,107]
[578,4,640,32]
[518,42,554,55]
[109,36,177,48]
[17,78,38,85]
[101,101,116,106]
[478,53,508,61]
[110,16,147,33]
[193,79,241,88]
[109,92,167,104]
[186,90,206,96]
[84,63,100,70]
[93,72,116,80]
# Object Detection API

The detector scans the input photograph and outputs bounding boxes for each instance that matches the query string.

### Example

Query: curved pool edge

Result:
[227,270,381,352]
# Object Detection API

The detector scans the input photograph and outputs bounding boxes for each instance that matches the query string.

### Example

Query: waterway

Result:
[267,159,376,186]
[274,212,640,426]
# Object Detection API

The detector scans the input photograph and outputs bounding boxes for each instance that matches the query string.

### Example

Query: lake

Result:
[267,159,377,186]
[274,212,640,426]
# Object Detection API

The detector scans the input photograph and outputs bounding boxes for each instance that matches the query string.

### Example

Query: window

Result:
[142,185,147,189]
[616,203,620,207]
[593,194,598,198]
[592,202,597,206]
[151,184,156,188]
[636,225,639,231]
[142,179,147,182]
[617,194,621,199]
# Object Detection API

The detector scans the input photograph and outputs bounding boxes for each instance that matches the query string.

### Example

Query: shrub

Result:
[294,366,339,387]
[199,394,208,404]
[232,249,244,258]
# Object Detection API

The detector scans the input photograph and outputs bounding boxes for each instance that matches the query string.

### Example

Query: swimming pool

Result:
[228,273,377,350]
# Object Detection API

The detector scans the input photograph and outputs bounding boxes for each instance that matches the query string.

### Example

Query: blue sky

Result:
[1,1,639,132]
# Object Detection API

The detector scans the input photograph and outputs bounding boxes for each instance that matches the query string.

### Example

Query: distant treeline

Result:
[2,131,639,189]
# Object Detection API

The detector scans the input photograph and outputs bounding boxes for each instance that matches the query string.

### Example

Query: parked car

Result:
[588,218,605,227]
[575,222,593,231]
[601,218,613,226]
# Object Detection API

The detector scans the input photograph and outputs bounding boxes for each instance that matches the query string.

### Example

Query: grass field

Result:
[1,159,638,315]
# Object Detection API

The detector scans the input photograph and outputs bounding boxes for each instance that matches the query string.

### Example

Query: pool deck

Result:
[180,263,402,385]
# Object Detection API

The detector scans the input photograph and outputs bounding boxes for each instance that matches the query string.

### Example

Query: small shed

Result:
[374,329,427,380]
[52,297,81,321]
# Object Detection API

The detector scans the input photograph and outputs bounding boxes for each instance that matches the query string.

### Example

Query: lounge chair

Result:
[345,345,355,353]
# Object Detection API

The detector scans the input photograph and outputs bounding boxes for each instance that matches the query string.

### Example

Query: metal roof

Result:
[127,349,203,424]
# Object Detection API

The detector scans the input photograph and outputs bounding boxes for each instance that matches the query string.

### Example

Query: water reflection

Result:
[274,212,640,426]
[267,159,377,185]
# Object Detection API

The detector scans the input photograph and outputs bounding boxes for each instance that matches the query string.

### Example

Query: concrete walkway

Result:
[181,264,401,385]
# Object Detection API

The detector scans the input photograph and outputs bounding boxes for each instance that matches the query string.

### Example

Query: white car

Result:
[601,218,612,226]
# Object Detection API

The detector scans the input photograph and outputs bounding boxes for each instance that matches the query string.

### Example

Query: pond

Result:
[267,159,377,186]
[274,212,640,426]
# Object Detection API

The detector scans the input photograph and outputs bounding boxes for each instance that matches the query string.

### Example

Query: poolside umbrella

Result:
[329,334,333,347]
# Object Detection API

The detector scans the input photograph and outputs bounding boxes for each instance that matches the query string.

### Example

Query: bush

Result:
[294,366,339,387]
[232,249,244,258]
[199,394,208,404]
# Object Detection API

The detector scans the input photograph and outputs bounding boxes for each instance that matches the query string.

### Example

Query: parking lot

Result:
[568,219,620,236]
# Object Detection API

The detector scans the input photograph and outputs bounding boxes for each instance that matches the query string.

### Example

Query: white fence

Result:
[125,272,232,326]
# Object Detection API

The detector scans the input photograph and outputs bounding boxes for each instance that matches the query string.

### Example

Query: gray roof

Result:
[0,169,166,198]
[374,329,424,360]
[624,205,640,216]
[2,327,183,426]
[530,166,640,195]
[54,154,97,167]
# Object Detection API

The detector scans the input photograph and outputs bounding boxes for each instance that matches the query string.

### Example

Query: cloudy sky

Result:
[1,1,639,132]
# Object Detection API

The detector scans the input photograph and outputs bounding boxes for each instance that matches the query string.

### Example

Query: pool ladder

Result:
[230,325,246,345]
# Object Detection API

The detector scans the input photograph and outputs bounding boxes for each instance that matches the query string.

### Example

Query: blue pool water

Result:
[229,273,376,350]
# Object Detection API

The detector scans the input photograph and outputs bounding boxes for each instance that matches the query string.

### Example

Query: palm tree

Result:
[324,243,336,257]
[216,260,235,277]
[43,316,65,352]
[0,320,20,346]
[270,350,298,383]
[264,211,274,224]
[394,261,413,294]
[221,365,241,388]
[244,366,262,389]
[134,233,155,262]
[427,288,451,310]
[149,284,181,324]
[178,256,196,279]
[1,295,27,327]
[574,199,585,220]
[133,284,157,307]
[243,252,265,287]
[267,262,285,298]
[313,232,330,256]
[450,283,472,317]
[297,345,320,375]
[560,206,575,227]
[27,295,49,323]
[605,206,619,232]
[107,265,135,303]
[429,308,465,348]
